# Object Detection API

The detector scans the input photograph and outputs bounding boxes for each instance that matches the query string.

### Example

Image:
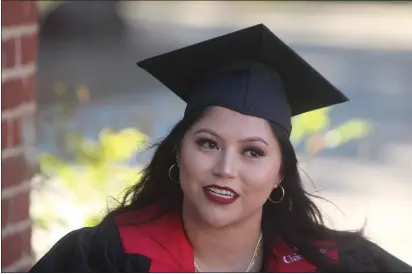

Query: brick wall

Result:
[2,1,38,272]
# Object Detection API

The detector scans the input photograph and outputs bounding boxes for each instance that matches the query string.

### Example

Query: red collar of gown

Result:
[116,207,338,272]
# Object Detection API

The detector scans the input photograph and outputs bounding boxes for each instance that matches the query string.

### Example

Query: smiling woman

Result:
[29,24,412,273]
[179,107,282,230]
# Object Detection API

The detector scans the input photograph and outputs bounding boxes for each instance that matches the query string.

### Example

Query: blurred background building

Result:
[2,1,412,271]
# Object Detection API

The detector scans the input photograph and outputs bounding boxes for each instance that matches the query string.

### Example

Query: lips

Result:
[203,185,239,205]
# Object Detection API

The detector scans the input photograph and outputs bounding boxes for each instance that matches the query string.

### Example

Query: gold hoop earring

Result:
[168,164,179,183]
[268,185,285,204]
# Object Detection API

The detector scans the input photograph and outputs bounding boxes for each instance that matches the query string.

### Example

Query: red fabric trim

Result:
[269,239,338,272]
[116,207,195,272]
[116,208,338,272]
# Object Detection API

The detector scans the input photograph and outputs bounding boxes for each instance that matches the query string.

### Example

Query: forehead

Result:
[191,106,276,140]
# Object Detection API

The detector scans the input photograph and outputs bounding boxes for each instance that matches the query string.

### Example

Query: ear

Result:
[273,174,283,188]
[176,152,180,167]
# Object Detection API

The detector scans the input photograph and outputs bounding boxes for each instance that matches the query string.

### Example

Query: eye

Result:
[196,138,219,150]
[243,147,265,158]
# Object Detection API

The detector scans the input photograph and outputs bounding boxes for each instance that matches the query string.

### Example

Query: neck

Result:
[182,200,263,272]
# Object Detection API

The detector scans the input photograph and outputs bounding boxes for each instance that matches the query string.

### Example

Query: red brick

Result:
[21,34,38,64]
[1,198,11,229]
[1,228,31,267]
[9,118,22,147]
[1,192,30,229]
[1,121,8,150]
[1,38,16,68]
[1,76,35,110]
[2,1,38,27]
[2,79,24,110]
[8,190,30,224]
[0,117,22,148]
[1,155,27,189]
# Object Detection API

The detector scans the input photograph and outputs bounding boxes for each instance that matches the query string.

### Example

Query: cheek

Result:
[241,160,280,197]
[178,139,213,188]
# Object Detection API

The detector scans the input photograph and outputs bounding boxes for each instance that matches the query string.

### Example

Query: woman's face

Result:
[178,106,282,228]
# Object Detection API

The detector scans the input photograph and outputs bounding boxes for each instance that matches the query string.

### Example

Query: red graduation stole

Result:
[116,209,338,272]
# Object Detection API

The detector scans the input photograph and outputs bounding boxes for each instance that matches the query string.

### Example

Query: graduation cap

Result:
[137,24,348,136]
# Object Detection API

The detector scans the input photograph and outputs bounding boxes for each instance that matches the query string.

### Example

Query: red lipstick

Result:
[202,185,239,205]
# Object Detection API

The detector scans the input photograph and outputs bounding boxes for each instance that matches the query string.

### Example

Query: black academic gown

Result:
[29,209,412,273]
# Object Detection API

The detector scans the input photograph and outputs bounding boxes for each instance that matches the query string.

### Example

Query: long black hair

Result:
[105,107,364,271]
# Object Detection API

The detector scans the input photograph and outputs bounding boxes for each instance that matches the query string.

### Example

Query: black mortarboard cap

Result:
[137,24,348,135]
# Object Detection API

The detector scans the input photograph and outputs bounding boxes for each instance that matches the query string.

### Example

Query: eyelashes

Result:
[243,146,265,158]
[196,138,219,150]
[195,138,265,158]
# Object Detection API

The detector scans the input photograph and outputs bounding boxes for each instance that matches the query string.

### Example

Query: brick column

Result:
[2,1,38,272]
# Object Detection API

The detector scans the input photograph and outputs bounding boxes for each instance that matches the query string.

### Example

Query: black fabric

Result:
[29,217,151,273]
[137,24,348,135]
[29,217,412,272]
[336,239,412,273]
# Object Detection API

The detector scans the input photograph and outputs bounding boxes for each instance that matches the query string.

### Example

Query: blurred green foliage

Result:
[39,128,148,192]
[38,128,149,226]
[34,83,149,229]
[291,107,372,155]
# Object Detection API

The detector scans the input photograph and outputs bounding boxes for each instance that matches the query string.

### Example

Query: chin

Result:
[195,202,241,228]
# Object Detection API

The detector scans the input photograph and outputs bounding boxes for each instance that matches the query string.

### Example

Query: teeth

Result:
[207,187,236,198]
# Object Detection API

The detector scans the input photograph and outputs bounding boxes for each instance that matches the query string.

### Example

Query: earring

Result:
[268,185,285,204]
[168,164,179,183]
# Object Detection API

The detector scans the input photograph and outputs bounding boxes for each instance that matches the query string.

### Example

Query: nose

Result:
[212,150,237,179]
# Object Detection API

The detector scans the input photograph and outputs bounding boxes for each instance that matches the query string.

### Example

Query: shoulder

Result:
[29,215,150,272]
[337,237,412,272]
[30,226,103,272]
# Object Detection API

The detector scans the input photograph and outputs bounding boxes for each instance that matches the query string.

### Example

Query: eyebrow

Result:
[193,128,269,147]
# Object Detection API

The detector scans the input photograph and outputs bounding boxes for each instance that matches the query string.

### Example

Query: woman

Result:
[30,24,412,272]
